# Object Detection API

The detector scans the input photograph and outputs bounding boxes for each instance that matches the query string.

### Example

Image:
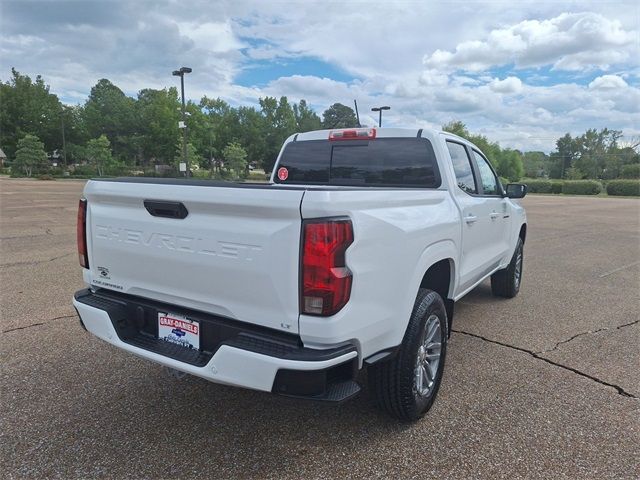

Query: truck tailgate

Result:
[83,180,304,334]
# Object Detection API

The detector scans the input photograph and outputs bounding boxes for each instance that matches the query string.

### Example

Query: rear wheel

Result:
[491,237,524,298]
[368,289,448,422]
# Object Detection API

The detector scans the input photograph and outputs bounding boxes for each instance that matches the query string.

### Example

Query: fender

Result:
[365,239,457,365]
[402,239,457,334]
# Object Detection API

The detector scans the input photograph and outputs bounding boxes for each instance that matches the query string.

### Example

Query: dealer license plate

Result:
[158,312,200,350]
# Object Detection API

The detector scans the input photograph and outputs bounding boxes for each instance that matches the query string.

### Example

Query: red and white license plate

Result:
[158,312,200,350]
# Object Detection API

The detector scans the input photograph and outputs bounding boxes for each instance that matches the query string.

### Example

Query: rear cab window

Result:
[275,138,441,188]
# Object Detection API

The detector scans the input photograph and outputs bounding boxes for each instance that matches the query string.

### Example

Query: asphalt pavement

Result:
[1,177,638,479]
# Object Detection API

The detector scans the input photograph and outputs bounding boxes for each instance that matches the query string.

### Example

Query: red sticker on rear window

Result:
[277,167,289,181]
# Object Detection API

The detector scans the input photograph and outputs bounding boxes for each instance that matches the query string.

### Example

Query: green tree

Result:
[223,142,248,179]
[0,68,63,159]
[621,163,640,179]
[260,96,297,173]
[321,103,357,129]
[495,149,524,182]
[293,100,322,132]
[521,151,549,178]
[86,135,114,176]
[565,167,583,180]
[14,134,48,177]
[60,105,89,166]
[201,96,241,161]
[136,87,181,165]
[174,137,201,174]
[575,128,622,179]
[237,106,266,169]
[83,79,137,162]
[442,120,469,138]
[184,100,213,167]
[554,133,580,179]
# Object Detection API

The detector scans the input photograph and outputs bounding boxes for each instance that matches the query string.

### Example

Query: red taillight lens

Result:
[77,198,89,269]
[329,128,376,141]
[301,219,353,316]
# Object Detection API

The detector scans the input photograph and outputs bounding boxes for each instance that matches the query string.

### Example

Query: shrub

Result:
[72,164,97,177]
[621,164,640,179]
[37,174,55,181]
[247,171,269,182]
[606,180,640,196]
[550,180,563,194]
[523,179,552,193]
[562,180,602,195]
[104,162,130,176]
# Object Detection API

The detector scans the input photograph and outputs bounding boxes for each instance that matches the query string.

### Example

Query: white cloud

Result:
[419,70,450,87]
[1,1,638,153]
[424,12,636,72]
[177,21,245,53]
[489,77,523,94]
[588,74,628,90]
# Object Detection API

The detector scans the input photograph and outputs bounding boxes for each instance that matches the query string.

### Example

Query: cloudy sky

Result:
[1,0,638,151]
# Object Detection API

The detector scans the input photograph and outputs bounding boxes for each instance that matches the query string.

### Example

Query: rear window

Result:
[275,138,441,188]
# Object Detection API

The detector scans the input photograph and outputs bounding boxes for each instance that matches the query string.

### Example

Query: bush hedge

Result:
[561,180,602,195]
[550,180,563,194]
[523,179,552,193]
[606,179,640,196]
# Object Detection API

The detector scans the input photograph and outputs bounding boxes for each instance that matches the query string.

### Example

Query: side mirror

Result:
[506,183,527,199]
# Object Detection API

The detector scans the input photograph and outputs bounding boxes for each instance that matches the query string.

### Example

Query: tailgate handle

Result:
[143,200,188,219]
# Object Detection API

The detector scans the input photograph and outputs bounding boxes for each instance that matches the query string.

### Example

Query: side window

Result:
[472,150,499,195]
[446,141,476,194]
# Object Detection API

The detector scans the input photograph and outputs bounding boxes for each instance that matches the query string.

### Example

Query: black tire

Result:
[491,237,524,298]
[368,289,448,422]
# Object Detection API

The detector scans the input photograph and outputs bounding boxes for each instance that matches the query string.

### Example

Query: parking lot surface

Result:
[1,177,638,479]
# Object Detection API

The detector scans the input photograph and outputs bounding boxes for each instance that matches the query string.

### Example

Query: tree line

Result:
[1,68,638,180]
[0,69,357,178]
[443,121,639,182]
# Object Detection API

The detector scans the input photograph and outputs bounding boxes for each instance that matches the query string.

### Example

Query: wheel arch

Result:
[409,240,458,338]
[519,223,527,244]
[419,258,455,338]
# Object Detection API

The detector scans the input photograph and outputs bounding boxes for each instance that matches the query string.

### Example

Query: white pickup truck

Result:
[73,127,527,421]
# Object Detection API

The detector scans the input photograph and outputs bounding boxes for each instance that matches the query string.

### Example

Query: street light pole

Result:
[60,110,67,168]
[371,106,390,127]
[172,67,192,176]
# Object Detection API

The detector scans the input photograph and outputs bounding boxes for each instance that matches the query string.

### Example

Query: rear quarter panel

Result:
[299,188,460,359]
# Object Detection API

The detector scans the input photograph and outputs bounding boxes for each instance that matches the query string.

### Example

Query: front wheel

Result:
[368,289,448,422]
[491,237,524,298]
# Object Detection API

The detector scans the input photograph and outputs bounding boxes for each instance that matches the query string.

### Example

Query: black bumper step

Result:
[75,288,361,401]
[74,288,357,366]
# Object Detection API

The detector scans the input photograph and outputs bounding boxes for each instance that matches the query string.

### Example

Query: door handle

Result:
[144,200,189,219]
[490,212,500,220]
[465,214,478,224]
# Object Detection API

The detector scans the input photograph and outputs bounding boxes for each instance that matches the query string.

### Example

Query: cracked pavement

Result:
[1,178,639,479]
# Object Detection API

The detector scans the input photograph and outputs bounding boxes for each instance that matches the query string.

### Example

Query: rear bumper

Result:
[73,289,359,401]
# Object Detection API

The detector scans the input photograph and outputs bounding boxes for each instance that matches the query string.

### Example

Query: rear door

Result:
[469,149,510,263]
[84,180,304,333]
[446,141,501,293]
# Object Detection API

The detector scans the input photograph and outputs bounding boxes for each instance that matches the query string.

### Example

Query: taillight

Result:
[301,219,353,316]
[77,198,89,269]
[329,128,376,141]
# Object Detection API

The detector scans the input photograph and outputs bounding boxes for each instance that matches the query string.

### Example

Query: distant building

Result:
[0,148,6,167]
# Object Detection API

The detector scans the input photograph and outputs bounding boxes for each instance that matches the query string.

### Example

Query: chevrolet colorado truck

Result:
[73,127,527,421]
